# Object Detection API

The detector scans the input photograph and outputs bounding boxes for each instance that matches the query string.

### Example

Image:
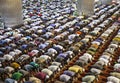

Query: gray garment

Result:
[90,68,101,75]
[0,68,5,74]
[0,57,5,62]
[24,64,33,71]
[18,69,29,76]
[92,63,103,70]
[82,75,95,83]
[95,60,105,66]
[17,55,30,62]
[60,74,71,82]
[52,62,61,67]
[114,64,120,71]
[79,56,89,62]
[75,59,87,67]
[100,55,111,61]
[5,78,17,83]
[48,65,59,72]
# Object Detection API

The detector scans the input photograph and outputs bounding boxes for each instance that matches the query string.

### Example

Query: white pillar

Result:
[0,0,23,28]
[76,0,94,16]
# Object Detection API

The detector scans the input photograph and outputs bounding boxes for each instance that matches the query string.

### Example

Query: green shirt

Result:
[30,62,39,68]
[12,72,23,80]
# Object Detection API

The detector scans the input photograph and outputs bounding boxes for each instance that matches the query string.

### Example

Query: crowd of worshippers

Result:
[0,0,120,83]
[22,0,75,22]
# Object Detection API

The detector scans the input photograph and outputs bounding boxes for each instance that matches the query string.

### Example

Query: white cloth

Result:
[107,76,120,83]
[4,54,13,61]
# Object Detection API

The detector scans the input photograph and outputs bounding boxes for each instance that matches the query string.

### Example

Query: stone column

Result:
[0,0,23,28]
